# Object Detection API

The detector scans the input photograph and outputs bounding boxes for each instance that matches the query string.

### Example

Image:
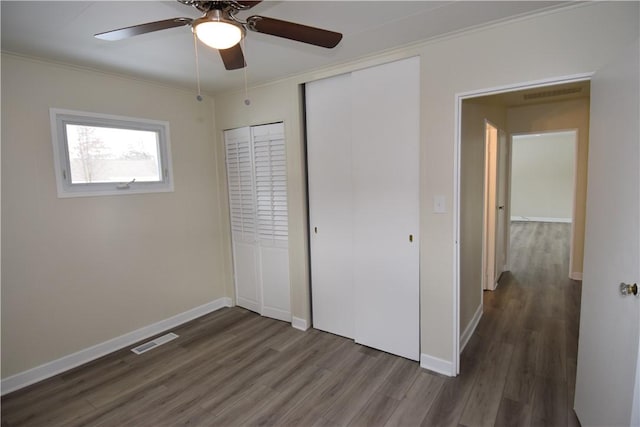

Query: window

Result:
[50,108,173,197]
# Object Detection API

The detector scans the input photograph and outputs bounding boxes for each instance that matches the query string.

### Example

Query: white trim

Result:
[420,353,455,377]
[569,130,579,282]
[505,134,513,274]
[631,339,640,427]
[1,297,232,395]
[570,272,583,280]
[291,316,309,331]
[510,216,572,223]
[460,304,483,353]
[452,81,462,376]
[454,72,593,382]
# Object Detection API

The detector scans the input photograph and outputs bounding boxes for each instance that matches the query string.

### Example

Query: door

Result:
[306,57,420,360]
[306,73,355,339]
[253,123,291,322]
[225,126,260,313]
[225,123,291,322]
[483,122,498,290]
[574,39,639,426]
[495,129,508,279]
[351,57,420,361]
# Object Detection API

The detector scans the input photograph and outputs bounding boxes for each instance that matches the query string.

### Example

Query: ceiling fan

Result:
[95,0,343,70]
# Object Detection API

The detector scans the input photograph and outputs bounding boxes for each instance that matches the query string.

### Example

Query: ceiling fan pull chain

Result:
[242,38,250,106]
[192,30,203,102]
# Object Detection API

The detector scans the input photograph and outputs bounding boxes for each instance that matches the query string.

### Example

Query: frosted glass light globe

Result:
[195,21,242,50]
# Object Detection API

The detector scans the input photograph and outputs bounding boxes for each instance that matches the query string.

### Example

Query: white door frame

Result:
[453,72,592,375]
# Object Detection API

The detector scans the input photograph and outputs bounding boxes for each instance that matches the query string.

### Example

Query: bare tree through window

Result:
[70,125,108,183]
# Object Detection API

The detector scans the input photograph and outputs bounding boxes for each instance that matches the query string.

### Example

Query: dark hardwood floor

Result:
[1,221,581,426]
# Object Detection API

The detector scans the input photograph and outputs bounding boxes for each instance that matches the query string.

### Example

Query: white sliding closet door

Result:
[351,57,420,361]
[306,57,420,360]
[225,122,290,322]
[307,73,354,339]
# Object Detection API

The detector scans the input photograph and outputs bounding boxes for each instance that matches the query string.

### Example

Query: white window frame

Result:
[50,108,174,198]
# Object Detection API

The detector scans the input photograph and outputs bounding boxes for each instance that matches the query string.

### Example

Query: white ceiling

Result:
[1,1,573,95]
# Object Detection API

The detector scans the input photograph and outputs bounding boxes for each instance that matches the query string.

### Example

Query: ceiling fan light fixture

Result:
[194,11,244,50]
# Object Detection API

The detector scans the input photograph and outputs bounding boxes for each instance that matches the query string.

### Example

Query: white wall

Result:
[459,102,506,341]
[511,132,576,221]
[213,2,639,371]
[508,98,590,276]
[1,54,231,378]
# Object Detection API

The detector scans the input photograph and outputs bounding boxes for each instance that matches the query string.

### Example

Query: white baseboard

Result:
[291,316,309,331]
[570,272,583,280]
[460,304,483,353]
[1,297,232,396]
[511,216,572,223]
[420,353,455,377]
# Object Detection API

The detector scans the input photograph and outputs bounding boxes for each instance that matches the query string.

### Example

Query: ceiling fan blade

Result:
[246,16,342,48]
[95,18,192,41]
[219,43,246,70]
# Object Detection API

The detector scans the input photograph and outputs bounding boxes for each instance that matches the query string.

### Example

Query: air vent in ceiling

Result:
[523,87,583,100]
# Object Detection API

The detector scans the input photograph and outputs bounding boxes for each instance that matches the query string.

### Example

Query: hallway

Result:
[435,221,581,425]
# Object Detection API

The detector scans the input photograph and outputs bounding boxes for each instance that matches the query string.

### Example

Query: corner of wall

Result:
[460,303,483,352]
[420,353,456,377]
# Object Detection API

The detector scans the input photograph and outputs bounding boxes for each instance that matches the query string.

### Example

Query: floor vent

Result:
[131,332,179,355]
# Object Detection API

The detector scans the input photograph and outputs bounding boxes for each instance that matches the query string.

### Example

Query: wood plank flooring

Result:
[2,221,581,426]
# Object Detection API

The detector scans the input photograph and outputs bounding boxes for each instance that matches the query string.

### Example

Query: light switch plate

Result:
[434,195,446,213]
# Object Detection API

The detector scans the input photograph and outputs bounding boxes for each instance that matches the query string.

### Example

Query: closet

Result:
[306,57,420,361]
[224,122,291,322]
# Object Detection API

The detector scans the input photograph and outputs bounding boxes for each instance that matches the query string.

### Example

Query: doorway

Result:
[456,77,591,372]
[510,130,577,277]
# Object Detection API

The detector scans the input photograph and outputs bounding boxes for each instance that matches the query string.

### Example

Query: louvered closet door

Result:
[351,57,420,361]
[306,73,355,339]
[252,123,291,322]
[224,127,260,313]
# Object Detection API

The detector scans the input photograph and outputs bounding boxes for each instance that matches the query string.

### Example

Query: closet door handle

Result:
[409,234,413,242]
